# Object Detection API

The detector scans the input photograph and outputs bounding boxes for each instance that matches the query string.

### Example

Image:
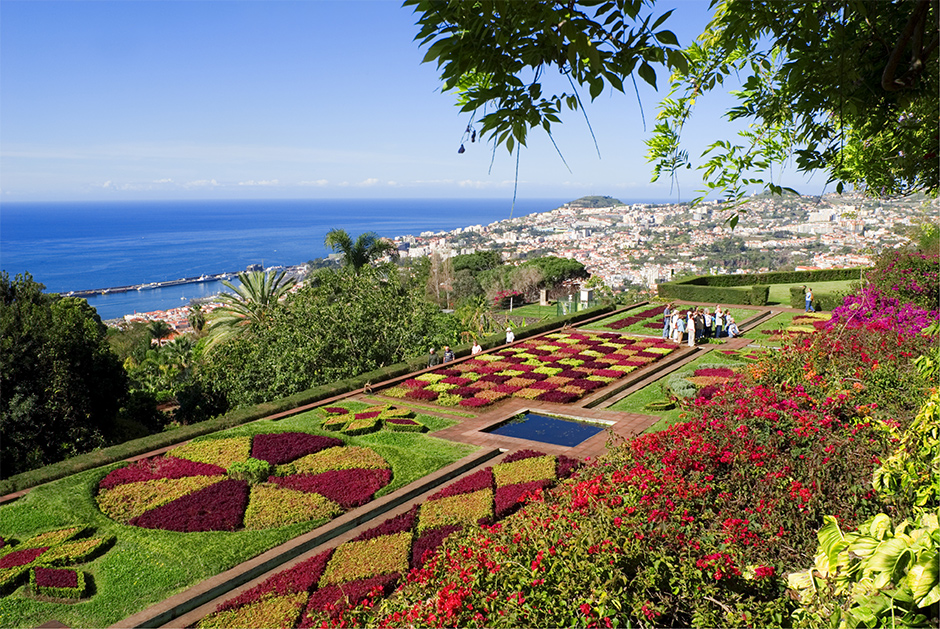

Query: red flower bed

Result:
[459,397,491,407]
[216,550,334,612]
[502,449,545,463]
[410,525,463,571]
[98,457,225,490]
[129,480,249,532]
[537,390,580,403]
[429,468,494,499]
[405,388,438,400]
[353,507,419,542]
[494,480,552,519]
[0,546,49,570]
[693,367,735,378]
[567,378,605,391]
[250,433,343,466]
[33,566,78,589]
[299,573,402,626]
[271,468,393,509]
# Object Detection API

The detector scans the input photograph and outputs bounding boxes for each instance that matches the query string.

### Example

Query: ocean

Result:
[0,198,569,320]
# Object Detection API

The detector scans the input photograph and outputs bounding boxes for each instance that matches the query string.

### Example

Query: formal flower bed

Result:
[0,527,112,598]
[319,404,426,434]
[195,450,581,629]
[380,332,676,408]
[599,306,665,331]
[757,312,831,339]
[95,432,391,532]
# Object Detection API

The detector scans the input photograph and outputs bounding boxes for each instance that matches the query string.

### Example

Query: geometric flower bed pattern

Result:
[195,449,581,628]
[381,332,676,409]
[321,405,426,435]
[0,527,113,600]
[600,305,666,331]
[96,433,392,532]
[758,312,831,340]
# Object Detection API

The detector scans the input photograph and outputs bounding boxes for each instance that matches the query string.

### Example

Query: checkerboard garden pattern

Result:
[381,331,677,408]
[194,449,581,628]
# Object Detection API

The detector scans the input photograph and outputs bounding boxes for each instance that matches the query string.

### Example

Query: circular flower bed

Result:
[95,432,392,532]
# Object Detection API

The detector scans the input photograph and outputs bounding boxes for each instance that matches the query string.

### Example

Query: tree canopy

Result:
[406,0,938,208]
[1,273,128,477]
[324,229,398,272]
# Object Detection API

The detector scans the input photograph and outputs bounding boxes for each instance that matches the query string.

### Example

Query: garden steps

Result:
[109,447,502,629]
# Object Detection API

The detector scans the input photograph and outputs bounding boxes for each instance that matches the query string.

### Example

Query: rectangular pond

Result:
[483,412,608,447]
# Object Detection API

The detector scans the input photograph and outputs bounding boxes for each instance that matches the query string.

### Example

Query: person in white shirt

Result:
[471,340,482,355]
[505,327,515,344]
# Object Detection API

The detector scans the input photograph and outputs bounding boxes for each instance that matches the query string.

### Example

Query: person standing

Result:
[442,346,455,363]
[662,303,672,340]
[427,348,440,368]
[714,306,724,338]
[471,340,482,355]
[805,287,815,312]
[505,327,515,344]
[672,311,683,344]
[703,308,713,339]
[687,311,696,347]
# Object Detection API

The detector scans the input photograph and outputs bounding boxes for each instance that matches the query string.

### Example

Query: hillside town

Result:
[394,191,931,291]
[122,192,932,333]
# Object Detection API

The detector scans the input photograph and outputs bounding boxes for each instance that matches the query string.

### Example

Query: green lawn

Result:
[497,302,560,319]
[605,350,749,433]
[0,409,476,629]
[765,279,861,305]
[740,310,831,347]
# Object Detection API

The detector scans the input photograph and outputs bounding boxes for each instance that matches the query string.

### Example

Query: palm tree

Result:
[324,229,398,272]
[205,269,296,350]
[148,320,174,345]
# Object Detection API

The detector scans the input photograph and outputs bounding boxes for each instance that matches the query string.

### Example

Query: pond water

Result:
[484,412,606,447]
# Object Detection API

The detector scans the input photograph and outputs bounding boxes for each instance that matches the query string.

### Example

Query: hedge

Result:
[657,268,866,305]
[0,304,615,497]
[788,286,845,311]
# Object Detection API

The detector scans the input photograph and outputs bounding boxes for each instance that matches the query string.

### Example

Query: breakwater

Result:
[65,272,238,298]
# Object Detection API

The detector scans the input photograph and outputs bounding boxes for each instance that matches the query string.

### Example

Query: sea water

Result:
[0,198,568,319]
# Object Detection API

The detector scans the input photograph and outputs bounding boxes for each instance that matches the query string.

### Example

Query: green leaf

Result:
[655,30,679,47]
[637,62,657,88]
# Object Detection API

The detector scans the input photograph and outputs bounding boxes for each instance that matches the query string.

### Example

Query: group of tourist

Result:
[662,303,739,346]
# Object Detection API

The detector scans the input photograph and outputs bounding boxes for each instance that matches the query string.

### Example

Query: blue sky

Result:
[0,1,823,203]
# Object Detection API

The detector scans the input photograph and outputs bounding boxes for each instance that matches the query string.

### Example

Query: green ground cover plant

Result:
[0,410,475,628]
[741,311,831,346]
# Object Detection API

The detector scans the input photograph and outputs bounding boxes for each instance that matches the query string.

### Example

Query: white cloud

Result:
[153,178,173,184]
[237,179,280,187]
[185,179,220,188]
[356,178,380,187]
[299,179,329,187]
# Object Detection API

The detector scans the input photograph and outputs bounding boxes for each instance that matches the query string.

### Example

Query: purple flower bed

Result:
[480,374,511,384]
[217,549,334,612]
[128,480,249,532]
[441,376,472,386]
[98,457,225,490]
[324,407,349,415]
[694,367,736,378]
[250,433,343,466]
[353,507,418,542]
[271,468,393,509]
[502,449,545,463]
[537,390,580,403]
[557,454,582,479]
[299,572,402,625]
[429,468,494,500]
[33,566,78,589]
[410,525,463,571]
[459,397,492,407]
[0,546,48,570]
[567,378,606,392]
[385,417,421,426]
[494,480,552,519]
[405,388,438,400]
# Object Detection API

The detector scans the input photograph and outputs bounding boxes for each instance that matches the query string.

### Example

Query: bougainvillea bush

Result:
[864,249,939,310]
[195,451,581,629]
[380,332,676,408]
[95,432,392,532]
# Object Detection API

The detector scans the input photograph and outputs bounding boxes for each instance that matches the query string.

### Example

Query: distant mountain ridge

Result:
[568,195,624,208]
